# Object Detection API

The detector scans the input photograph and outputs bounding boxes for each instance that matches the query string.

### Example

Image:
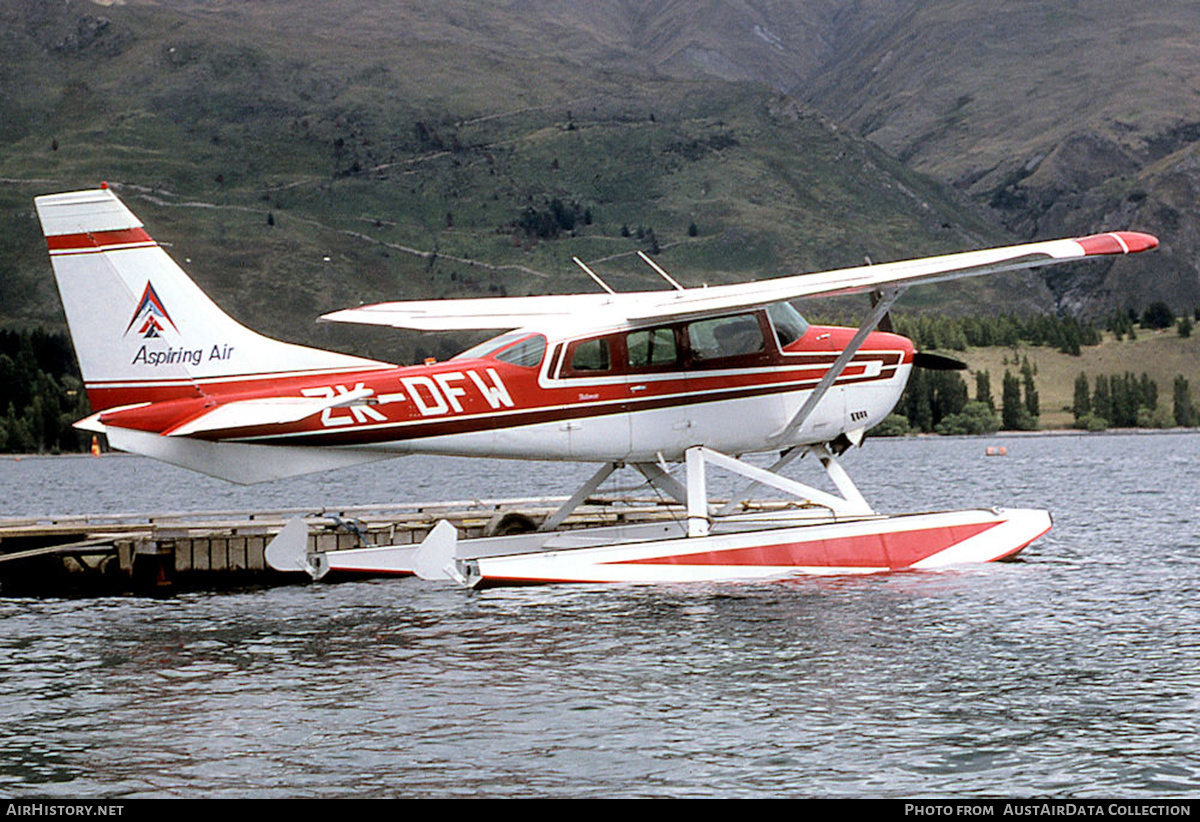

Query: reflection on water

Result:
[1,432,1199,797]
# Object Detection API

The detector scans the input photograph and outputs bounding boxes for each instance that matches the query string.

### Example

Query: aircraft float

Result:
[34,186,1157,586]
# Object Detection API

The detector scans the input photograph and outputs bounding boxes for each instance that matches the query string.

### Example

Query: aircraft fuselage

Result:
[94,309,914,463]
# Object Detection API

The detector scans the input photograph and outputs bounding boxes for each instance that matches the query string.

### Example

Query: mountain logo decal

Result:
[125,282,178,338]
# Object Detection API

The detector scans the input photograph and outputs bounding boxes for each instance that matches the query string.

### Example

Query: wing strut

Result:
[715,286,904,514]
[770,285,905,447]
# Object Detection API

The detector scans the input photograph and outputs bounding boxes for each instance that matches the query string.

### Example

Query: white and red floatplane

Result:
[35,186,1156,586]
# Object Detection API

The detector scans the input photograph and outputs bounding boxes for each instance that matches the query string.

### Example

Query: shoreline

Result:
[881,426,1200,441]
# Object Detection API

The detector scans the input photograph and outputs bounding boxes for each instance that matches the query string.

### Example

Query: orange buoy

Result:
[90,435,101,457]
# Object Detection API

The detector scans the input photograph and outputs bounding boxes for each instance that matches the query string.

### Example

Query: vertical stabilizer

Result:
[35,187,391,411]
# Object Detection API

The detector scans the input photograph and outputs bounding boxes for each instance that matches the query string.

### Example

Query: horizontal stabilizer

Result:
[105,426,395,484]
[165,387,375,436]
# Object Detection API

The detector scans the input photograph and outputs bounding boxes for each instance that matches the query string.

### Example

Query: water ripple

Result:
[2,433,1200,796]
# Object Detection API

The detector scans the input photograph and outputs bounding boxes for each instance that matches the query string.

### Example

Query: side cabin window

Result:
[626,327,678,370]
[555,310,782,379]
[564,337,611,375]
[494,334,547,368]
[685,313,767,363]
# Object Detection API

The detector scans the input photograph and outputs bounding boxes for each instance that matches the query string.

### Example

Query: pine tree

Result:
[904,368,934,433]
[1001,370,1022,430]
[1142,301,1175,330]
[1139,373,1158,412]
[931,371,969,427]
[1174,376,1197,427]
[1092,374,1112,423]
[1111,374,1132,427]
[1020,357,1039,419]
[1073,373,1090,421]
[975,370,994,411]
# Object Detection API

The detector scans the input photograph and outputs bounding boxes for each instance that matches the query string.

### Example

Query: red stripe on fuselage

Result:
[220,364,898,445]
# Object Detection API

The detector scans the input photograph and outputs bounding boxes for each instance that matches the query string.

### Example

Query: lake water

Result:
[1,432,1198,798]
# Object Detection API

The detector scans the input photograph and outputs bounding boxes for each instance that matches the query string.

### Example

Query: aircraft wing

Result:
[322,294,620,330]
[321,232,1158,331]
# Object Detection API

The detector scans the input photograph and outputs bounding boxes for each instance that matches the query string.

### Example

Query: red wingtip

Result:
[100,181,108,190]
[1119,231,1159,253]
[1076,231,1159,256]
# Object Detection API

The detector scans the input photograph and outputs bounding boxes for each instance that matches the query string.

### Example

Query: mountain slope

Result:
[0,0,1038,366]
[797,1,1200,316]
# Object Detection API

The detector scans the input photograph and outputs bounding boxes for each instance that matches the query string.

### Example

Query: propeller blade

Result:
[913,351,968,371]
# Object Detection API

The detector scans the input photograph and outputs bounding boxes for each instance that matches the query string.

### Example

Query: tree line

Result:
[4,313,1198,452]
[1072,372,1196,430]
[893,302,1199,356]
[876,362,1198,437]
[892,313,1101,355]
[0,329,91,454]
[1106,302,1198,340]
[877,359,1041,436]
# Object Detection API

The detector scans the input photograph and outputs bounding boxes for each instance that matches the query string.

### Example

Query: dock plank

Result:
[0,495,784,595]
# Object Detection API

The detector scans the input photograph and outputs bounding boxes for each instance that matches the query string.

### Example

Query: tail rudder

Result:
[36,186,391,412]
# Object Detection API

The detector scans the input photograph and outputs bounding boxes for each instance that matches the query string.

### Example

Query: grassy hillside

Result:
[955,329,1200,430]
[0,0,1049,369]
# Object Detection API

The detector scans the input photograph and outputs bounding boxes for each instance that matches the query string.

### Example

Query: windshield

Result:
[767,301,809,347]
[454,332,547,368]
[453,331,528,361]
[495,334,547,367]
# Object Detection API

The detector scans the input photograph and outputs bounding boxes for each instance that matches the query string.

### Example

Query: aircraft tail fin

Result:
[35,187,390,412]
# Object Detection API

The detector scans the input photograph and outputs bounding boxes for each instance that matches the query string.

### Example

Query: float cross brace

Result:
[537,444,873,540]
[684,445,874,537]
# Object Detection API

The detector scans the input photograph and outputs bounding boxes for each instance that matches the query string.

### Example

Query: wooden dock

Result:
[0,495,745,595]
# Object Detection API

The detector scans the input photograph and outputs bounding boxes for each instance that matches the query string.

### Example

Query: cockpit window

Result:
[686,313,765,361]
[567,337,610,372]
[494,334,547,368]
[767,301,809,347]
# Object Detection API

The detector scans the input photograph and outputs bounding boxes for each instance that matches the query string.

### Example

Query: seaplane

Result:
[34,185,1158,586]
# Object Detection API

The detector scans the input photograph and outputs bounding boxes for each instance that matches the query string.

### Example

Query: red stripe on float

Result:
[616,521,999,569]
